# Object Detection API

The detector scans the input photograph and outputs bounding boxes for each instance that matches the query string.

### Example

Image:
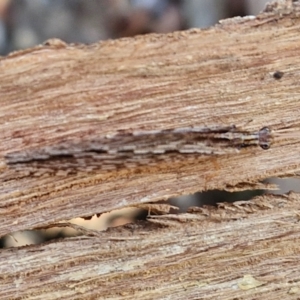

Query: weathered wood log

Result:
[2,0,300,298]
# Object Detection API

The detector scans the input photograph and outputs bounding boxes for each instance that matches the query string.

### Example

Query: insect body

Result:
[5,126,271,165]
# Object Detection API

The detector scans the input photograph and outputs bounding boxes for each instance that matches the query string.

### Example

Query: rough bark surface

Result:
[2,0,300,298]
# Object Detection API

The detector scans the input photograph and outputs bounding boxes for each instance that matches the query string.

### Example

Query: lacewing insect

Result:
[5,126,272,166]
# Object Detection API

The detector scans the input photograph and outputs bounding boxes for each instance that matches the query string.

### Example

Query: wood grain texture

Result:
[2,3,300,236]
[2,0,300,298]
[2,194,300,299]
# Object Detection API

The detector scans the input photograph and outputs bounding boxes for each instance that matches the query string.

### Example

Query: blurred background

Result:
[2,0,293,247]
[0,0,271,55]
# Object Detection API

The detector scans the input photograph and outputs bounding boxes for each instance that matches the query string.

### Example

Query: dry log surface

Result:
[2,0,300,298]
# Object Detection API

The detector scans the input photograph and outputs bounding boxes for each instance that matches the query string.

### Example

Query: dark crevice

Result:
[1,177,298,248]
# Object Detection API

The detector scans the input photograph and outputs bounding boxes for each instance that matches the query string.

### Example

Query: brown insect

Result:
[5,126,272,166]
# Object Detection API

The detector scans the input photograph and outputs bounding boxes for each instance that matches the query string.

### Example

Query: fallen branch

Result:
[1,1,300,298]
